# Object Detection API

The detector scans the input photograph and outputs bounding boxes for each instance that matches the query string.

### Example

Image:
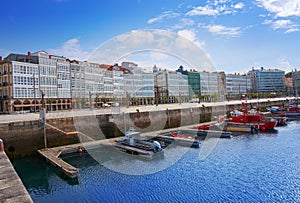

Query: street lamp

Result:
[40,90,47,149]
[33,72,36,112]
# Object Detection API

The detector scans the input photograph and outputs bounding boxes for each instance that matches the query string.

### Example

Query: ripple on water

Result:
[12,121,300,202]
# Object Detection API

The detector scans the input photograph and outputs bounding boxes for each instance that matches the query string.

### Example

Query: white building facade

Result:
[226,73,251,98]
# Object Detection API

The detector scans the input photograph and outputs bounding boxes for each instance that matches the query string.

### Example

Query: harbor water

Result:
[13,121,300,202]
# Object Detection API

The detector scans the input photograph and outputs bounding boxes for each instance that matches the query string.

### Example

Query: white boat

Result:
[114,129,164,159]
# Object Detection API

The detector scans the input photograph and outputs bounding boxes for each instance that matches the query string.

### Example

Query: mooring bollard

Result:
[0,139,4,152]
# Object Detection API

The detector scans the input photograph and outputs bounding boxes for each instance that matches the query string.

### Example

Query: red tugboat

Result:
[228,104,277,132]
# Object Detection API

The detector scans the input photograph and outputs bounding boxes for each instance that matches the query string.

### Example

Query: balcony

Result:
[3,95,8,99]
[2,82,8,86]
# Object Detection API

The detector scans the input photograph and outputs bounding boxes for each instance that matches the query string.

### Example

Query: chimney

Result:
[27,51,31,56]
[0,56,2,62]
[49,55,52,59]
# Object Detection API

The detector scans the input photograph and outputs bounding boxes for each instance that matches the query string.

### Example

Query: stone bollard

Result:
[0,139,4,152]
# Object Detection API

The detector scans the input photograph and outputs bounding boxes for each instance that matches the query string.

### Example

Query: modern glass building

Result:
[248,67,285,94]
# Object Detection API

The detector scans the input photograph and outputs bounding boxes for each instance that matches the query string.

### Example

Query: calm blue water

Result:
[13,121,300,202]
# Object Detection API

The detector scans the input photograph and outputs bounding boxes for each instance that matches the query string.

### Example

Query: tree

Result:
[162,96,167,104]
[95,93,100,107]
[46,98,56,111]
[285,72,292,78]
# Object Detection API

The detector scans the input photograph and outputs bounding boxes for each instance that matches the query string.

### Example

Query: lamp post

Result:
[33,72,36,113]
[40,90,47,149]
[179,91,182,105]
[89,91,92,111]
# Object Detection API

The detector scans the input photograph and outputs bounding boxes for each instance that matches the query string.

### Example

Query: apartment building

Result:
[226,73,251,99]
[156,70,189,103]
[0,53,40,113]
[249,67,285,94]
[200,71,219,100]
[292,69,300,96]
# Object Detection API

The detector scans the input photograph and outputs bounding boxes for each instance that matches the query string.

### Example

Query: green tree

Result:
[95,93,100,107]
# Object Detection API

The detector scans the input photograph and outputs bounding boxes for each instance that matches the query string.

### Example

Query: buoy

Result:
[77,148,83,154]
[261,126,266,133]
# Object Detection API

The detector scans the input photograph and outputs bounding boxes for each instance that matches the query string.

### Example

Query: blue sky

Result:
[1,0,300,73]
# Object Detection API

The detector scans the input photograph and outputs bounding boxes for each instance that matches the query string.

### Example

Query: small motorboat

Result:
[114,129,164,159]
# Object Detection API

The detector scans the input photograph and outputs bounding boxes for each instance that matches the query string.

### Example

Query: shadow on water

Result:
[13,154,79,188]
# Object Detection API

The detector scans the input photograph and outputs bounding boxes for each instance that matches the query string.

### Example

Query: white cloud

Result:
[263,19,299,33]
[147,11,180,24]
[271,19,293,29]
[88,30,215,72]
[256,0,300,17]
[285,28,300,33]
[180,18,195,26]
[48,38,90,61]
[204,24,241,37]
[177,29,196,42]
[186,1,245,16]
[233,2,244,9]
[187,5,220,16]
[177,29,205,49]
[168,18,195,30]
[213,0,230,6]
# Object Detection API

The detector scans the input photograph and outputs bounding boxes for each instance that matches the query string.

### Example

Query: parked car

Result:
[103,103,111,108]
[106,102,119,107]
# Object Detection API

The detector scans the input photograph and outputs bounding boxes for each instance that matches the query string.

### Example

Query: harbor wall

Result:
[0,99,285,158]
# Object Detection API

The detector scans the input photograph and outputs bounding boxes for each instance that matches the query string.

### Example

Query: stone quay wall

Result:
[0,99,285,158]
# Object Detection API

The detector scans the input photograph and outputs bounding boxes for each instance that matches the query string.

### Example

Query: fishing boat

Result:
[267,105,300,117]
[114,129,164,159]
[264,110,288,126]
[228,108,277,132]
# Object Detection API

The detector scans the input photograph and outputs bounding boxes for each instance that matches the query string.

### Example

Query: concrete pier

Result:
[0,139,33,203]
[37,138,118,178]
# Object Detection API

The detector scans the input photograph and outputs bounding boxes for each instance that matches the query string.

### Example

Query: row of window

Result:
[57,65,70,72]
[40,66,57,76]
[13,76,39,86]
[13,64,38,75]
[39,87,58,98]
[40,77,57,86]
[13,87,39,98]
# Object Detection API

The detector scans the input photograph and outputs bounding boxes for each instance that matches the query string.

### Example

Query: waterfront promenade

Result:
[0,97,291,124]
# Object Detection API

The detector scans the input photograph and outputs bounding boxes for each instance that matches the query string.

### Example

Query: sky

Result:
[1,0,300,73]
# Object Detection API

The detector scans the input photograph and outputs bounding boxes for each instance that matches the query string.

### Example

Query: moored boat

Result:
[115,130,164,159]
[195,124,211,130]
[223,122,255,133]
[153,131,200,148]
[229,107,277,132]
[267,106,300,118]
